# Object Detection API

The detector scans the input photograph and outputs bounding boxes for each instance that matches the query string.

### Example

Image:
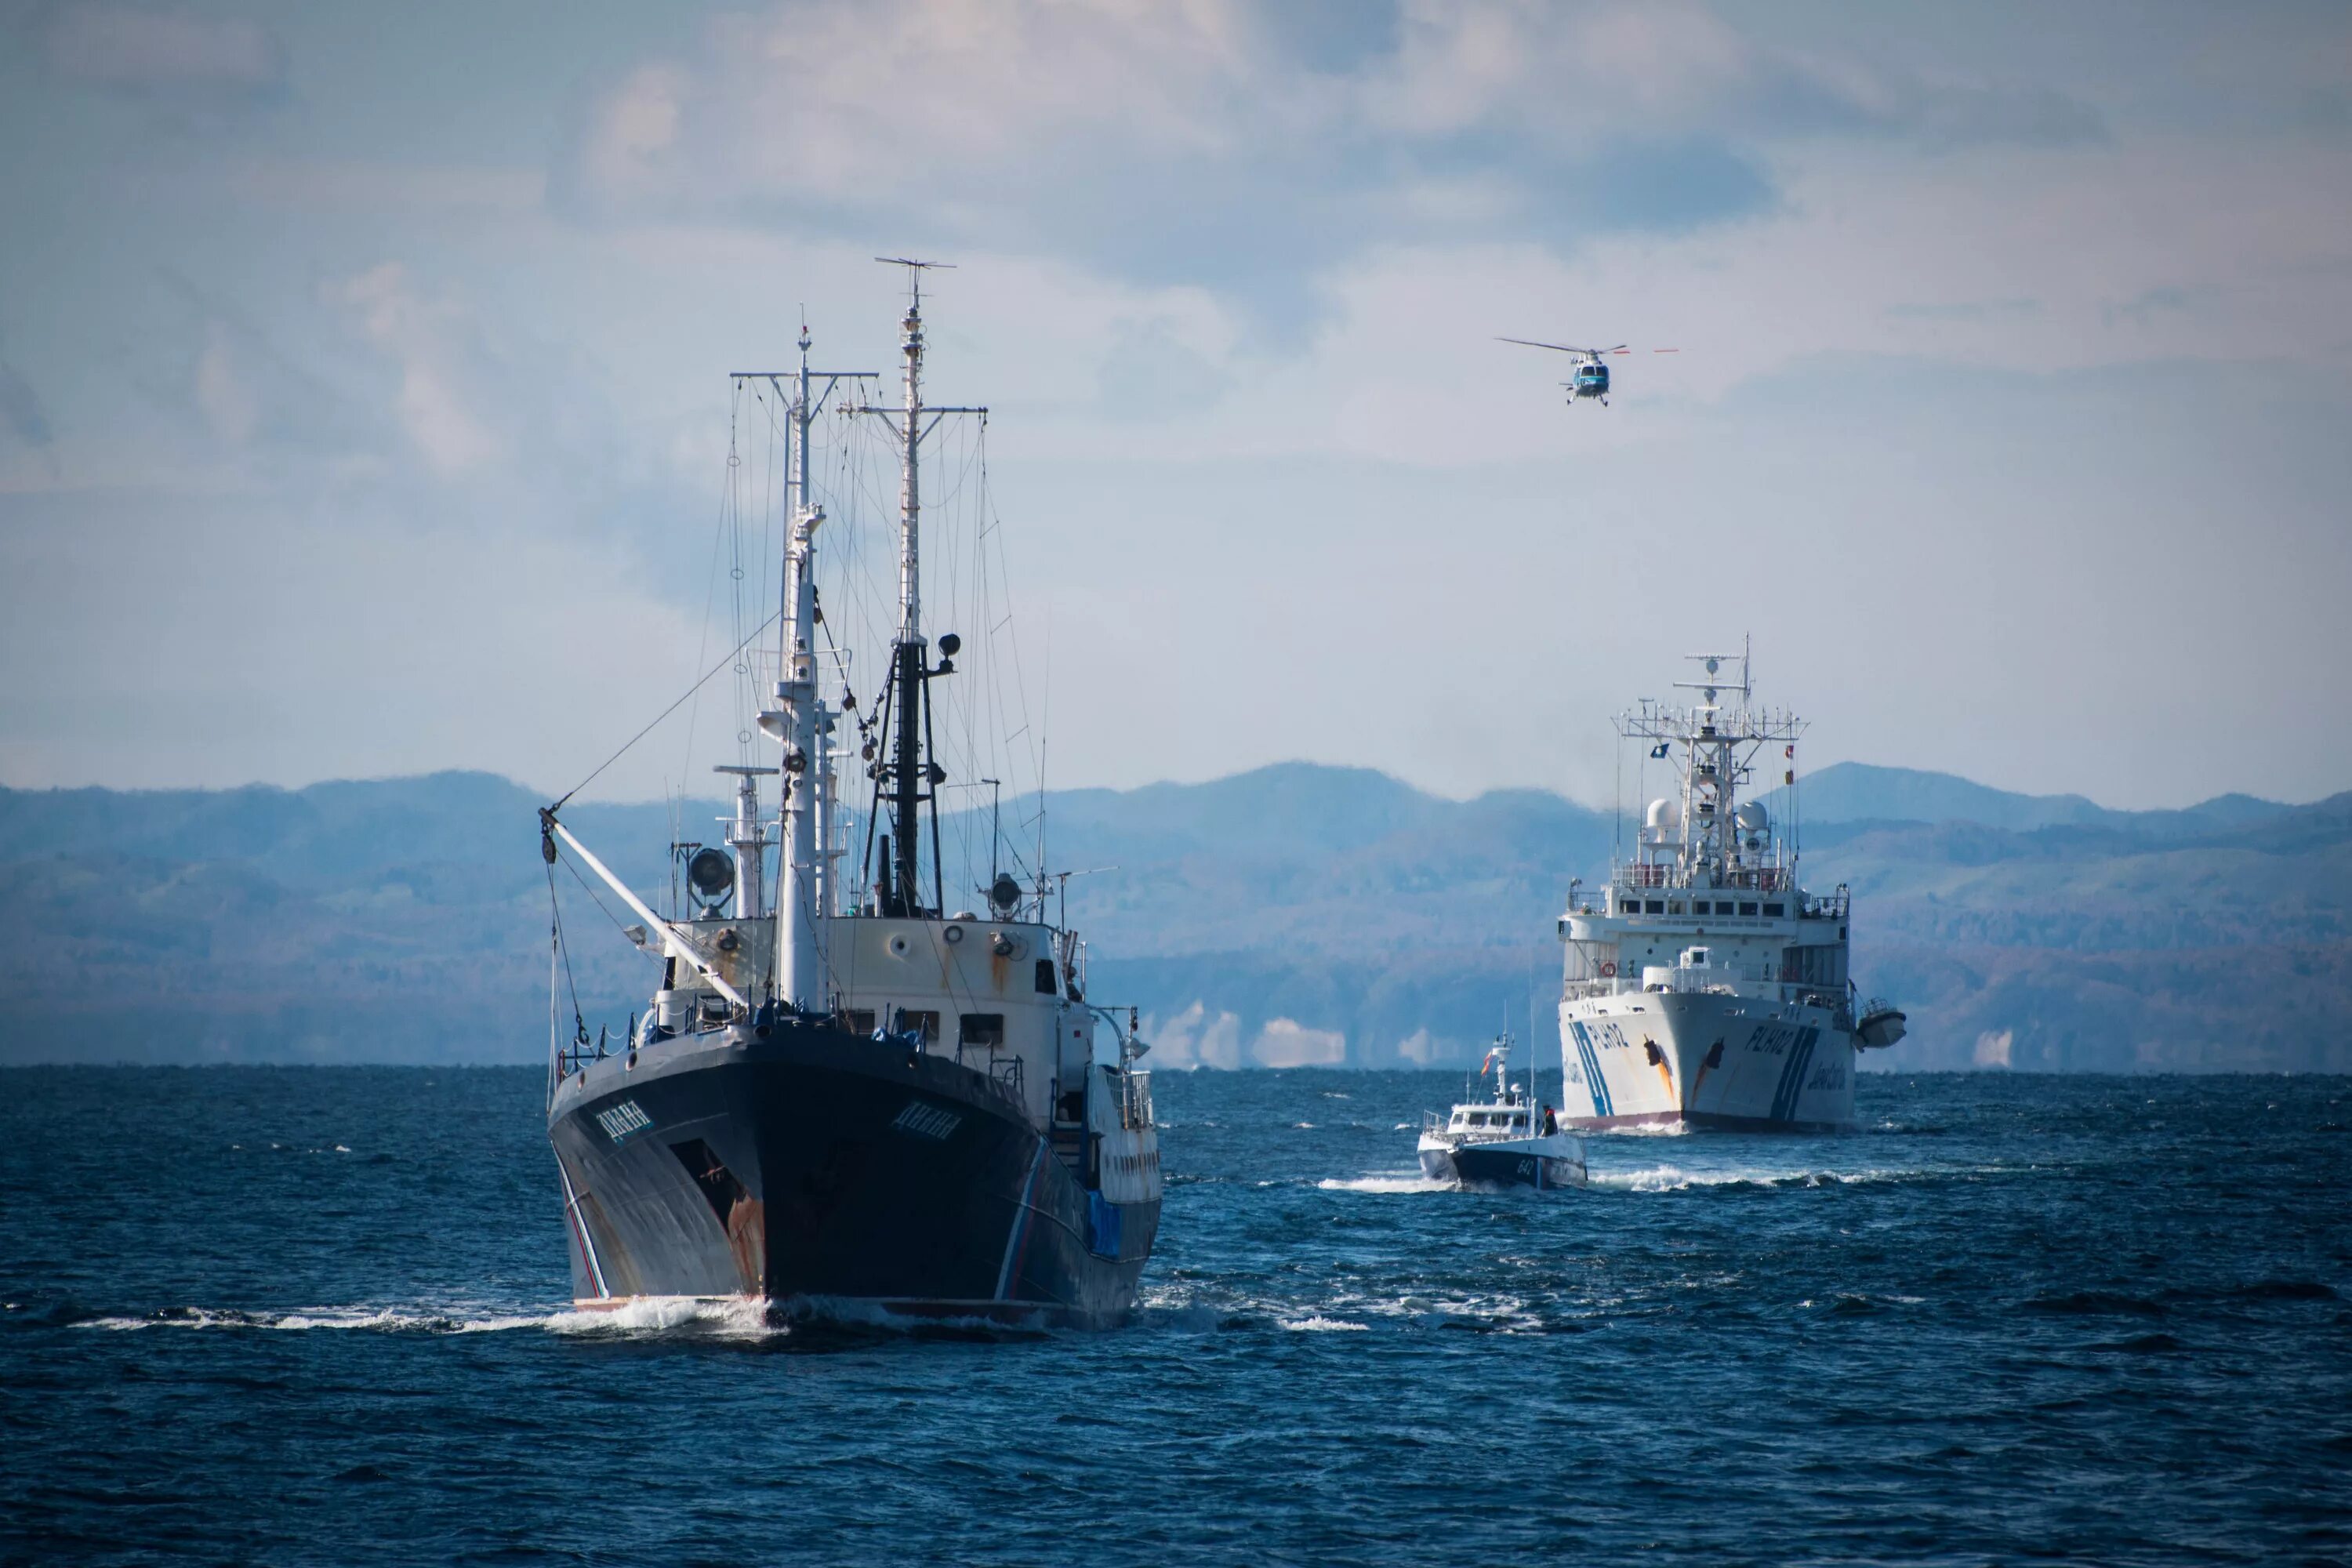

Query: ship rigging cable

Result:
[547,608,780,813]
[543,858,588,1054]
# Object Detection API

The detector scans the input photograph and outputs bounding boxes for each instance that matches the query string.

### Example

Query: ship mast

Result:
[887,262,930,915]
[779,325,826,1006]
[861,258,983,918]
[1617,637,1803,891]
[746,325,872,1008]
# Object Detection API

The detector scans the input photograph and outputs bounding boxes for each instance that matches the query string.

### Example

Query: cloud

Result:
[0,342,56,453]
[192,320,257,445]
[554,0,2100,309]
[154,273,374,459]
[1250,1018,1347,1067]
[326,263,505,478]
[1361,0,2098,151]
[43,2,285,103]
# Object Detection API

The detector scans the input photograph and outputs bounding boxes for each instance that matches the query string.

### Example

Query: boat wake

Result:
[47,1296,801,1340]
[1588,1162,1996,1192]
[64,1304,556,1336]
[1316,1173,1452,1194]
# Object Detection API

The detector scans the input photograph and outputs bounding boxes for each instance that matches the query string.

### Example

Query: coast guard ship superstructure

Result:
[1556,648,1905,1131]
[535,265,1160,1323]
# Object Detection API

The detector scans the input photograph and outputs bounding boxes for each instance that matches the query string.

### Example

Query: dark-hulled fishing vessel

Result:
[538,264,1160,1324]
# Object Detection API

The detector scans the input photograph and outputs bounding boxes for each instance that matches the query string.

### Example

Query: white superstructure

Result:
[1556,646,1904,1131]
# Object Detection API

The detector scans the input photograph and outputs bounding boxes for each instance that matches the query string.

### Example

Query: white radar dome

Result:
[1734,800,1769,833]
[1645,797,1682,833]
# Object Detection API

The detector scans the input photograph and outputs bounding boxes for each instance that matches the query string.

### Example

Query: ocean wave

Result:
[70,1304,553,1335]
[1279,1316,1369,1332]
[1589,1163,1987,1193]
[59,1297,793,1340]
[2020,1290,2169,1319]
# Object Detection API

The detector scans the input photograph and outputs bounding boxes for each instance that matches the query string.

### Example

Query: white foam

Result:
[1316,1174,1450,1194]
[274,1308,433,1331]
[1589,1163,1973,1192]
[546,1295,774,1338]
[74,1305,557,1335]
[1280,1316,1369,1331]
[1593,1163,1821,1192]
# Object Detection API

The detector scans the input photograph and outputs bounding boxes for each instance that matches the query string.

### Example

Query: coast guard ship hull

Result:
[1559,993,1855,1132]
[549,1018,1160,1323]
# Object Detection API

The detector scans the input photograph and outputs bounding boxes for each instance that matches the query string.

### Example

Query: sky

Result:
[1,0,2348,811]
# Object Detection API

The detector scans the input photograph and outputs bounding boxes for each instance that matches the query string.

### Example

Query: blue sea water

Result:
[2,1067,2347,1566]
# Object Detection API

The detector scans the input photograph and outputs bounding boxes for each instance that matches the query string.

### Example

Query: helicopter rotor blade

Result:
[1497,336,1602,355]
[1653,347,1681,354]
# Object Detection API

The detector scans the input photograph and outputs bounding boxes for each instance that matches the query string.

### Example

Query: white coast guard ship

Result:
[1556,648,1905,1131]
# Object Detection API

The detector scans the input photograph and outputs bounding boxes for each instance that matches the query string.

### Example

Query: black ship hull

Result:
[1417,1140,1586,1190]
[547,1015,1159,1326]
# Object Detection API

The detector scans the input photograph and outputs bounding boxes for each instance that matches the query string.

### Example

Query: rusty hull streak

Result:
[727,1197,767,1292]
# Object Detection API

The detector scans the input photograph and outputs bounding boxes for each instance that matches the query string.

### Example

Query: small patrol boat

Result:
[1417,1033,1588,1190]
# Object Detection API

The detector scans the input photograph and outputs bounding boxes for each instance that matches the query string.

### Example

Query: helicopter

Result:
[1497,336,1678,408]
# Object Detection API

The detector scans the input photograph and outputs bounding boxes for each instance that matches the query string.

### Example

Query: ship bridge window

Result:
[1668,902,1685,916]
[960,1013,1005,1051]
[1738,902,1758,916]
[1764,902,1784,917]
[846,1009,876,1036]
[1644,900,1664,914]
[893,1008,940,1047]
[1035,958,1058,995]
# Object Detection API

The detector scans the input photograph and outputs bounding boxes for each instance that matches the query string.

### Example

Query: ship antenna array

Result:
[1610,637,1806,887]
[851,257,987,920]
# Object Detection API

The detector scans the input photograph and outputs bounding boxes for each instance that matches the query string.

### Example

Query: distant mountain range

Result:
[2,762,2343,1072]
